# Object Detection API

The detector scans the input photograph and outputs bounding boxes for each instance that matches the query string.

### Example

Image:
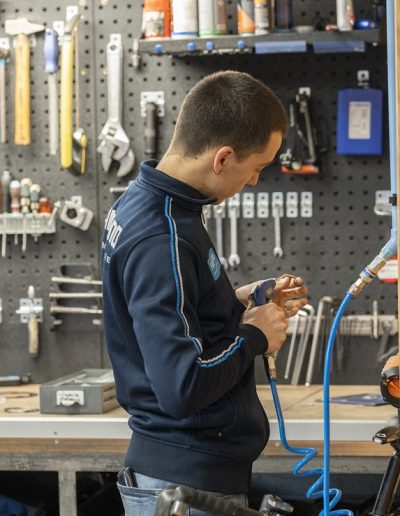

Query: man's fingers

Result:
[284,299,308,318]
[280,285,309,300]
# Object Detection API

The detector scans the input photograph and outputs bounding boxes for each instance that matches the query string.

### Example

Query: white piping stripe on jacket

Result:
[165,195,244,368]
[165,196,203,354]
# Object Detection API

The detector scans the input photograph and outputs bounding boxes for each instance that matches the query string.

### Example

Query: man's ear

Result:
[213,146,235,175]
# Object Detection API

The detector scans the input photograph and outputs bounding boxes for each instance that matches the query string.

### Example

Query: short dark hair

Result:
[173,71,288,161]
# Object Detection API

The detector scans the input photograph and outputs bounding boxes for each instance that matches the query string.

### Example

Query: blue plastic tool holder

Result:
[313,40,366,53]
[255,40,307,54]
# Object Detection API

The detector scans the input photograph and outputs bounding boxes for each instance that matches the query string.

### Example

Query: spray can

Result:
[237,0,255,35]
[275,0,293,31]
[336,0,355,31]
[254,0,274,35]
[141,0,171,39]
[198,0,227,37]
[172,0,199,38]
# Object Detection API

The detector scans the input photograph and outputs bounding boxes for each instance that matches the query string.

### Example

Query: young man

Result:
[102,71,308,515]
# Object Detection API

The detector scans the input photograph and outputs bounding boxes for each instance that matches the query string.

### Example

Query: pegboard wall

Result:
[0,0,395,385]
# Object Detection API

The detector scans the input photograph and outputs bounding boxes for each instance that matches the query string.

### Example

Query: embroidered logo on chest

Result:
[207,248,221,281]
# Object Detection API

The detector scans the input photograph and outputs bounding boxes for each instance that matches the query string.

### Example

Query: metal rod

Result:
[49,292,102,299]
[50,306,103,314]
[51,276,102,286]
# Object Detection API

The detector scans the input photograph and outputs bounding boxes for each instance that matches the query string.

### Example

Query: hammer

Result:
[5,18,44,145]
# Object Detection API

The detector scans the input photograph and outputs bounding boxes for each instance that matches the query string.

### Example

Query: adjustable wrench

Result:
[98,34,134,177]
[272,192,283,258]
[228,194,240,267]
[213,202,228,270]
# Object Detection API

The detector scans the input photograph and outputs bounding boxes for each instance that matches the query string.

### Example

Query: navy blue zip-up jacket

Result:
[101,160,270,494]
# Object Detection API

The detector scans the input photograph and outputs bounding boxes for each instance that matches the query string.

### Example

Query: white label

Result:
[56,390,85,407]
[348,101,371,140]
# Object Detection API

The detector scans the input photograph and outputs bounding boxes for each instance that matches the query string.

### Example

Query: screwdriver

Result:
[20,178,32,254]
[44,28,59,156]
[1,169,11,213]
[9,179,21,246]
[29,184,41,245]
[1,170,11,257]
[10,179,21,214]
[20,178,32,213]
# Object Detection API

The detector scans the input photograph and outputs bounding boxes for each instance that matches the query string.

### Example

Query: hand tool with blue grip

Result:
[44,28,59,156]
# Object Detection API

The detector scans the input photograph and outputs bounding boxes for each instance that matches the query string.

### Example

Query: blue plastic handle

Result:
[250,279,276,307]
[44,28,59,74]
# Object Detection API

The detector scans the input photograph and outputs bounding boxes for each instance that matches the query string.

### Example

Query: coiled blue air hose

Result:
[255,279,355,514]
[265,291,354,516]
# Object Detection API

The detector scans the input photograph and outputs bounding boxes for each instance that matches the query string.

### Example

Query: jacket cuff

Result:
[239,324,268,356]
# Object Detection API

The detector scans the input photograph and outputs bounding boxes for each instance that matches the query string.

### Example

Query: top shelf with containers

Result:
[136,0,383,57]
[136,29,381,57]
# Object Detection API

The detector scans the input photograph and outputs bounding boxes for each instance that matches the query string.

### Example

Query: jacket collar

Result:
[136,160,216,211]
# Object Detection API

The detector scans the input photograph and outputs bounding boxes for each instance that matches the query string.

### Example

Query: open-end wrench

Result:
[228,194,240,267]
[213,202,228,270]
[272,192,283,258]
[202,205,211,231]
[98,34,134,177]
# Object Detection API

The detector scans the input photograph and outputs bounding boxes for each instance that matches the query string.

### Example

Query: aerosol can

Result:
[336,0,355,31]
[172,0,199,38]
[254,0,274,35]
[198,0,227,37]
[237,0,255,35]
[141,0,171,39]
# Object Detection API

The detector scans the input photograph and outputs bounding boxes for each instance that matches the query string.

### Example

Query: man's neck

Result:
[157,150,214,198]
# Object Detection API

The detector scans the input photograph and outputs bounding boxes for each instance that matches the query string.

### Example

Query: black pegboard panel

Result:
[0,0,103,382]
[0,0,396,385]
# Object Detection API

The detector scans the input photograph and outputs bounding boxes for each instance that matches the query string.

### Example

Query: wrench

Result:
[202,205,211,231]
[272,192,283,258]
[228,194,240,267]
[213,202,228,270]
[98,34,134,177]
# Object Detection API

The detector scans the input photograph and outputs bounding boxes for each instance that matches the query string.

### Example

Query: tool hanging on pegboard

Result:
[279,88,327,175]
[60,6,87,175]
[5,17,45,145]
[43,27,60,156]
[98,34,135,177]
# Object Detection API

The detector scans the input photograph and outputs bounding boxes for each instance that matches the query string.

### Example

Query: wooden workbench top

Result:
[0,384,394,457]
[0,383,392,420]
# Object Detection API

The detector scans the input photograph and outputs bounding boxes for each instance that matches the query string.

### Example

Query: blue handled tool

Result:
[44,28,59,73]
[44,28,59,155]
[249,278,276,307]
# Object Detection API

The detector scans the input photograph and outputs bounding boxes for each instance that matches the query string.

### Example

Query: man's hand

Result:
[235,275,309,318]
[273,275,309,318]
[242,303,288,354]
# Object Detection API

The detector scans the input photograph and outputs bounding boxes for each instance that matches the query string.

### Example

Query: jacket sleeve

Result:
[122,233,267,419]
